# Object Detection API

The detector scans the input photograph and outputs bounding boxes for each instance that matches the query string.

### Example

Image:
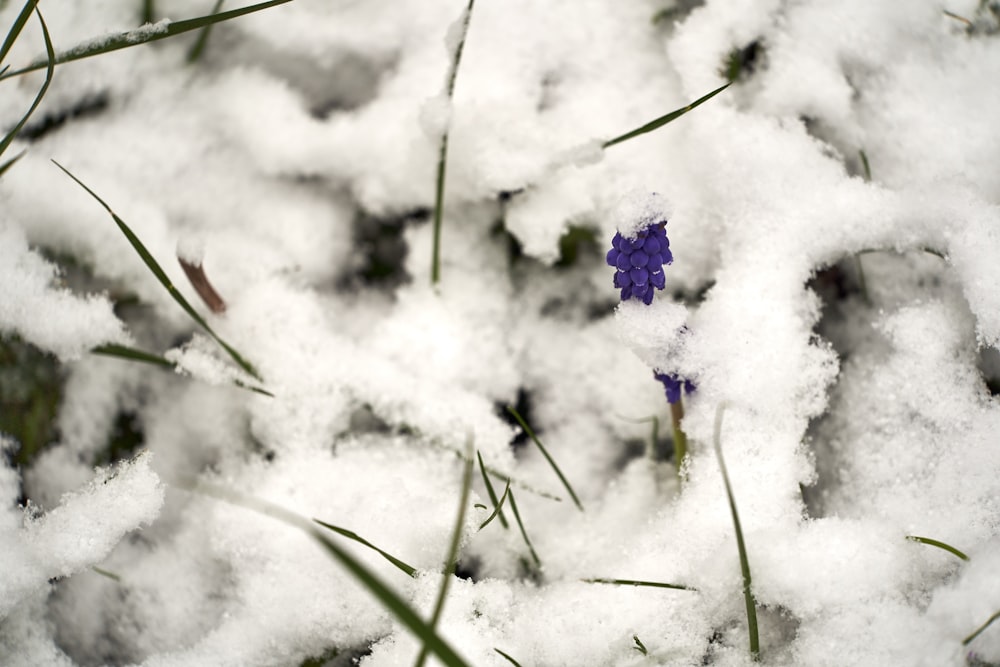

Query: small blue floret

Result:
[606,220,671,305]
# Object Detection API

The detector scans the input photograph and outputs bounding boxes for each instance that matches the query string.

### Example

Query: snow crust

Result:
[1,0,999,665]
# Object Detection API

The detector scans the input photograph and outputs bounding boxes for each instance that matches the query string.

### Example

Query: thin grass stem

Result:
[906,535,970,562]
[964,609,1000,646]
[582,577,695,591]
[0,4,53,161]
[312,519,418,577]
[0,0,293,81]
[670,399,687,482]
[0,0,37,66]
[632,635,648,655]
[506,405,583,512]
[507,489,541,568]
[478,477,510,531]
[602,82,730,149]
[430,0,476,285]
[713,404,759,661]
[494,649,523,666]
[413,442,474,667]
[477,450,509,529]
[186,0,223,63]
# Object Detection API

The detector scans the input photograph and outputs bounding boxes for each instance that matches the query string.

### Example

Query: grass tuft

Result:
[506,405,583,512]
[312,518,418,578]
[602,82,731,150]
[413,442,474,667]
[906,535,970,562]
[713,404,759,661]
[430,0,476,285]
[52,160,264,383]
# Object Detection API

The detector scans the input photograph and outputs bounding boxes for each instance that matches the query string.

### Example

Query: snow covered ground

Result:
[2,0,1000,665]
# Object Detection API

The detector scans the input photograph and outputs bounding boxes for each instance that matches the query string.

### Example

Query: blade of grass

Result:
[434,438,563,502]
[602,82,731,149]
[0,4,53,161]
[0,149,26,177]
[52,160,263,382]
[632,635,648,656]
[506,488,541,568]
[0,0,37,66]
[477,450,509,529]
[90,566,121,582]
[964,609,1000,646]
[907,535,970,562]
[713,403,759,661]
[478,477,510,531]
[186,0,223,63]
[582,577,695,592]
[413,442,474,667]
[494,649,523,667]
[181,479,473,667]
[141,0,156,25]
[0,0,293,81]
[430,0,476,286]
[313,519,417,577]
[506,405,583,512]
[93,343,273,396]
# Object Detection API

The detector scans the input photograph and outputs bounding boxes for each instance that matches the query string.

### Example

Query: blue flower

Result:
[605,223,672,305]
[654,370,695,404]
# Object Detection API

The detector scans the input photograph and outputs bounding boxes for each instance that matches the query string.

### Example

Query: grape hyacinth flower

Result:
[654,370,696,405]
[606,223,672,305]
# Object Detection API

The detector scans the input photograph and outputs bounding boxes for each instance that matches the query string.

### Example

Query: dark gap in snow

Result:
[496,388,535,449]
[18,92,110,142]
[93,411,145,467]
[720,39,764,83]
[454,556,480,581]
[341,208,428,289]
[0,335,65,470]
[978,347,1000,396]
[347,403,392,434]
[555,225,600,270]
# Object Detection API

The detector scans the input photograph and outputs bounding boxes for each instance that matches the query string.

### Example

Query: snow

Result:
[1,0,1000,665]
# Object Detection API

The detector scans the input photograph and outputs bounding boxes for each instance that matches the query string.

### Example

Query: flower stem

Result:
[670,399,688,482]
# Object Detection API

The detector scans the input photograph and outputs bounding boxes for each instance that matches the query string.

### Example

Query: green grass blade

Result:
[52,160,263,382]
[602,82,731,149]
[0,4,53,161]
[313,519,417,577]
[632,635,648,655]
[0,0,37,66]
[0,0,293,81]
[907,535,970,562]
[506,489,541,568]
[0,149,25,177]
[186,0,223,63]
[92,343,175,368]
[477,450,509,529]
[90,566,121,582]
[582,577,695,592]
[141,0,156,25]
[713,403,759,661]
[414,444,474,667]
[858,149,872,182]
[478,477,510,531]
[430,0,476,285]
[964,609,1000,646]
[506,405,583,512]
[182,480,473,667]
[494,648,523,667]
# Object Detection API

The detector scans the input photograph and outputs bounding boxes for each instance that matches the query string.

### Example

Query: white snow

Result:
[1,0,1000,665]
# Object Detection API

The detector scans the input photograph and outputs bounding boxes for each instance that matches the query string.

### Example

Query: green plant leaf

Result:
[186,0,224,63]
[430,0,476,285]
[52,160,263,382]
[477,476,510,531]
[414,444,474,667]
[713,403,759,661]
[632,635,648,655]
[494,648,523,667]
[506,405,583,512]
[92,343,175,368]
[313,519,417,578]
[477,450,509,529]
[0,0,294,81]
[602,82,731,149]
[0,149,25,177]
[0,4,53,162]
[964,609,1000,646]
[0,0,37,66]
[507,489,541,568]
[582,577,695,591]
[907,535,970,562]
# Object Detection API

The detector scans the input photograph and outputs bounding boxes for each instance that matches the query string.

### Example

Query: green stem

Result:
[670,399,687,482]
[430,0,475,286]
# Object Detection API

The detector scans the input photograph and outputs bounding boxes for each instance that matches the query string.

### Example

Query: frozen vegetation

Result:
[2,0,1000,665]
